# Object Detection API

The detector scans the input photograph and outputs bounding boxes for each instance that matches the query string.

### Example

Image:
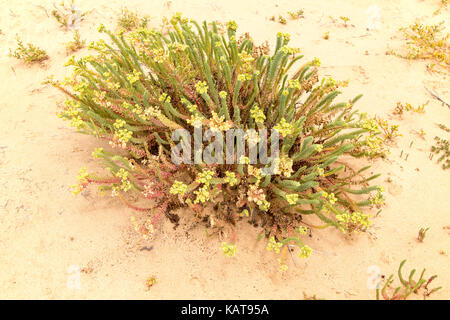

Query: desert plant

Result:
[376,260,442,300]
[52,0,89,30]
[9,36,48,64]
[430,136,450,169]
[117,7,149,31]
[51,15,387,261]
[393,101,427,115]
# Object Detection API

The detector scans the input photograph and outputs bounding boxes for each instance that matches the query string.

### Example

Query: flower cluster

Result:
[273,118,294,137]
[266,236,283,253]
[170,180,188,195]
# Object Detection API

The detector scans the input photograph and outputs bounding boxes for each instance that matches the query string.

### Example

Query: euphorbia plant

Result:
[51,14,386,264]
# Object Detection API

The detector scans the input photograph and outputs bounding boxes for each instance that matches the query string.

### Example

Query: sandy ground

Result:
[0,0,449,299]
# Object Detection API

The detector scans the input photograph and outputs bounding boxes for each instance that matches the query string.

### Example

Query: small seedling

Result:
[278,15,287,24]
[418,129,426,139]
[303,292,324,300]
[146,275,157,290]
[339,16,350,27]
[9,36,48,64]
[323,31,330,40]
[417,227,429,242]
[376,260,442,300]
[65,30,86,54]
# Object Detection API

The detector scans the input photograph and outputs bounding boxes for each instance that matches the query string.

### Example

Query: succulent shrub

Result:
[52,15,386,261]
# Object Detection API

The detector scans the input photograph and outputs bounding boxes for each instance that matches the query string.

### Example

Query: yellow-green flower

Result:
[186,114,205,128]
[221,242,236,257]
[240,209,249,217]
[312,57,321,66]
[267,236,283,253]
[219,91,227,99]
[92,147,104,159]
[278,259,288,273]
[126,69,141,84]
[159,93,171,103]
[250,104,266,125]
[76,167,89,183]
[224,171,238,186]
[195,81,208,95]
[170,180,188,195]
[115,128,133,144]
[297,226,308,236]
[322,191,337,204]
[239,156,250,164]
[277,155,293,177]
[277,32,290,41]
[113,119,126,129]
[287,79,302,90]
[273,118,294,137]
[286,193,299,205]
[71,183,84,196]
[193,185,210,204]
[196,169,215,185]
[115,168,131,192]
[316,167,324,176]
[299,245,312,259]
[226,20,237,31]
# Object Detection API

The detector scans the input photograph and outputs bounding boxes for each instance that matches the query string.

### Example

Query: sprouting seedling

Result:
[146,275,157,290]
[278,15,287,24]
[418,129,426,139]
[303,292,325,300]
[417,227,429,242]
[9,35,48,64]
[65,30,86,54]
[287,10,304,20]
[339,16,350,27]
[376,260,442,300]
[323,31,330,40]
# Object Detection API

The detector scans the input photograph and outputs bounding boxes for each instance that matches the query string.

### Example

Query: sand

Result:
[0,0,448,299]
